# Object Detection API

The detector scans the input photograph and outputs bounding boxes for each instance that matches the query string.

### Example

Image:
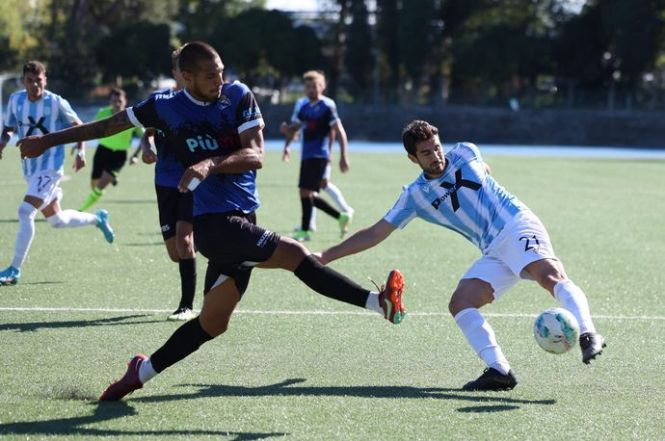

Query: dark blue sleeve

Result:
[128,96,162,129]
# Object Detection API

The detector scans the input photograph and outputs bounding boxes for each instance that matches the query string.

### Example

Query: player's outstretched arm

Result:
[18,111,133,158]
[320,219,396,264]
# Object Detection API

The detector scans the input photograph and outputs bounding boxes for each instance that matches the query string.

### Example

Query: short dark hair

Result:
[109,87,126,99]
[402,120,440,155]
[178,41,220,73]
[22,60,46,77]
[171,46,182,70]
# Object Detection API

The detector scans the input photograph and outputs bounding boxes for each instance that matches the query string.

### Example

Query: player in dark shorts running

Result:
[137,48,197,321]
[18,41,407,402]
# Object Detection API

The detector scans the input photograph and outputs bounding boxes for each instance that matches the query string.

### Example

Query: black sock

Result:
[300,197,313,231]
[178,258,196,309]
[294,255,369,308]
[150,318,213,373]
[313,195,341,218]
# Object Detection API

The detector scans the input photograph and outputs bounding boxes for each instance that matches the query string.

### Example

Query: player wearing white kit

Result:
[0,61,114,285]
[318,120,606,391]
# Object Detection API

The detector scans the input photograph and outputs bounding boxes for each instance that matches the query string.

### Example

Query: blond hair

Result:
[303,70,325,84]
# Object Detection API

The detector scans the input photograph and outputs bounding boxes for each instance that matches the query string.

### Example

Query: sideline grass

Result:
[0,145,664,440]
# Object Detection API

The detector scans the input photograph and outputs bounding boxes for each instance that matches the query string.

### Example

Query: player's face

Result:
[23,71,47,101]
[409,136,446,178]
[109,93,126,112]
[304,79,325,101]
[187,56,224,102]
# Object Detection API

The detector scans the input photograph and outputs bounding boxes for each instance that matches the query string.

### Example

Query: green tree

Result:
[345,0,373,101]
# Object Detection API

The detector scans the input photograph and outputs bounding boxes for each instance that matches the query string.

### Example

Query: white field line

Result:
[0,306,663,321]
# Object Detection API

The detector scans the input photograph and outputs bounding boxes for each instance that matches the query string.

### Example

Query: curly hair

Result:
[401,120,439,155]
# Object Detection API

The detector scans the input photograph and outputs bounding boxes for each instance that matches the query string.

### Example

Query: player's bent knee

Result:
[448,280,494,315]
[46,213,66,229]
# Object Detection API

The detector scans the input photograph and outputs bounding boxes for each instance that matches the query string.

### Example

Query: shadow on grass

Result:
[123,242,165,247]
[0,401,285,440]
[137,378,555,412]
[0,314,160,333]
[102,199,155,205]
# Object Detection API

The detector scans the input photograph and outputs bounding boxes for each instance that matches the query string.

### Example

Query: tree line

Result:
[1,0,664,110]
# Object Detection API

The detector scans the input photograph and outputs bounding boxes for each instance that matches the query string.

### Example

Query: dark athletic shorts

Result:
[91,144,127,180]
[194,211,281,297]
[155,185,194,240]
[298,158,328,192]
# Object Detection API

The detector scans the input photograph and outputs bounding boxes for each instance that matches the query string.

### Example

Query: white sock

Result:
[310,208,317,230]
[454,308,511,375]
[324,182,353,214]
[553,279,596,334]
[138,358,158,384]
[365,291,383,315]
[46,209,97,228]
[11,202,38,269]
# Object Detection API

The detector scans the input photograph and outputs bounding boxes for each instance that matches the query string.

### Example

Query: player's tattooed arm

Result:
[19,111,133,158]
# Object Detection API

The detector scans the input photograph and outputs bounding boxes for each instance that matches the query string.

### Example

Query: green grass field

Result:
[1,145,664,440]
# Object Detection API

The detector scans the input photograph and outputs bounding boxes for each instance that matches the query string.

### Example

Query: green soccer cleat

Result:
[338,212,352,237]
[292,229,312,242]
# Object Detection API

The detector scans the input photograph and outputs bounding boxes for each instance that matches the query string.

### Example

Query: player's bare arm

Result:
[333,120,350,173]
[139,129,157,164]
[320,219,396,264]
[178,126,264,192]
[0,127,14,159]
[281,121,301,162]
[18,110,133,158]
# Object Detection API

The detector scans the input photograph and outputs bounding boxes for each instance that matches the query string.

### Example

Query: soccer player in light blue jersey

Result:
[281,70,353,241]
[319,120,606,391]
[0,61,114,286]
[18,42,406,401]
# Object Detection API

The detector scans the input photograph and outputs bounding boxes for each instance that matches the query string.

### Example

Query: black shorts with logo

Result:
[298,158,328,191]
[91,144,127,179]
[155,185,194,240]
[194,211,280,297]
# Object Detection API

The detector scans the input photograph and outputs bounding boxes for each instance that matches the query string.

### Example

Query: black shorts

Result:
[155,185,194,240]
[92,144,127,180]
[298,158,329,192]
[194,212,280,297]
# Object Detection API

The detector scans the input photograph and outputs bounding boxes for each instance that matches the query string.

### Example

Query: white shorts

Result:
[25,171,64,210]
[462,210,558,299]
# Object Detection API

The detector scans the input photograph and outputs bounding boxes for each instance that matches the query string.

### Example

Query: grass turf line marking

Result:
[0,306,663,321]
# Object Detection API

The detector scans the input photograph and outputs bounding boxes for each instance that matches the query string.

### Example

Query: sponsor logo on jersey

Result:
[185,134,220,152]
[431,169,481,212]
[161,224,171,233]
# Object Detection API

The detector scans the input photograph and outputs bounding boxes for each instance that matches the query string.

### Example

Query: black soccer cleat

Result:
[462,368,517,391]
[580,332,606,364]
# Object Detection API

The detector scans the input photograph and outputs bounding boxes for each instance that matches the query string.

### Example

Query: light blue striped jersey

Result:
[4,89,80,177]
[384,142,527,252]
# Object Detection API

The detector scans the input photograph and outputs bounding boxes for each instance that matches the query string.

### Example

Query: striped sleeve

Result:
[56,95,80,124]
[383,186,418,229]
[4,93,18,128]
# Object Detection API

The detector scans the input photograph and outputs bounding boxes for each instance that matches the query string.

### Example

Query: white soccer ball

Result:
[533,307,579,354]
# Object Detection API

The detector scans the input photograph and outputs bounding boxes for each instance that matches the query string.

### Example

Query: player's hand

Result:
[339,156,350,173]
[17,136,48,158]
[73,153,86,172]
[178,158,213,193]
[282,147,290,163]
[141,148,156,164]
[279,121,289,136]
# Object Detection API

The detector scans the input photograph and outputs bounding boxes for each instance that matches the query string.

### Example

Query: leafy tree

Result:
[345,0,373,101]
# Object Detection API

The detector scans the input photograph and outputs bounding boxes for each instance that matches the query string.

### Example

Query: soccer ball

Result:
[533,308,579,354]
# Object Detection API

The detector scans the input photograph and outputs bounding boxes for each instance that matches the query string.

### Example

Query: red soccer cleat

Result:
[378,269,406,324]
[99,354,147,401]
